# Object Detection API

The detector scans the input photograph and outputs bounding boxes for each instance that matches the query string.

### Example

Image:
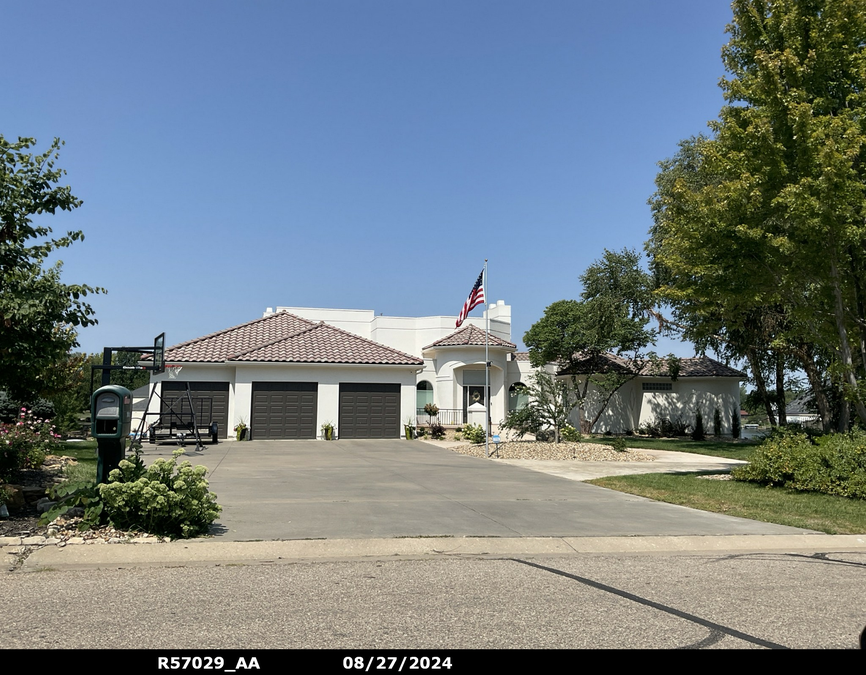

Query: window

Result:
[416,381,433,410]
[508,383,529,412]
[642,382,673,392]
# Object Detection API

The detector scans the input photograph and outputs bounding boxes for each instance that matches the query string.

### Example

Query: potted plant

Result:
[321,421,335,440]
[234,419,248,441]
[403,417,415,440]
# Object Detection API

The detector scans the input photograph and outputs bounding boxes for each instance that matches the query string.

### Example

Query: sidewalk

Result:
[418,440,746,481]
[14,534,866,572]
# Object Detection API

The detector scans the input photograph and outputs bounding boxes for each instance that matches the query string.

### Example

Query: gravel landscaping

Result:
[450,440,656,462]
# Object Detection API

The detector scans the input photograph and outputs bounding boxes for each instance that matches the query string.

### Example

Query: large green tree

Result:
[0,136,102,400]
[647,0,866,429]
[524,248,663,433]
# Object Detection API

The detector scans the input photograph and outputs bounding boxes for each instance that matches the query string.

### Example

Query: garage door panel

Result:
[252,382,317,439]
[339,384,400,439]
[161,382,229,436]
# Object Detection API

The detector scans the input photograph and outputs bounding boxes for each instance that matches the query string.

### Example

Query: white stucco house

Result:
[146,301,744,440]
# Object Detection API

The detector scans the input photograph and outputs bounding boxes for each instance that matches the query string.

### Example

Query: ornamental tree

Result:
[524,248,670,433]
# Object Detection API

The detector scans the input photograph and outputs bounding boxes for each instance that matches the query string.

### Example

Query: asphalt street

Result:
[5,438,865,655]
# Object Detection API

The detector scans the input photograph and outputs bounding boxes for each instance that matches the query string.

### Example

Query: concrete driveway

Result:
[145,439,812,542]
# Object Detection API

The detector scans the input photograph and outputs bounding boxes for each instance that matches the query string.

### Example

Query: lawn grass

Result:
[54,440,97,484]
[588,472,866,534]
[582,435,759,461]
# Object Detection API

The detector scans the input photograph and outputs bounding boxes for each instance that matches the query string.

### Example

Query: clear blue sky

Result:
[5,1,735,356]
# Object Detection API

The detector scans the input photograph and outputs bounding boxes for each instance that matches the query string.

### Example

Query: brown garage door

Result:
[251,382,317,439]
[161,382,230,437]
[339,383,400,439]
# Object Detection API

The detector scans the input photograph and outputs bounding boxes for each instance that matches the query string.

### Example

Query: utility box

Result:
[91,385,132,483]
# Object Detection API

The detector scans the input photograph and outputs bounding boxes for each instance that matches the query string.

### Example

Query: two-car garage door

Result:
[250,382,400,439]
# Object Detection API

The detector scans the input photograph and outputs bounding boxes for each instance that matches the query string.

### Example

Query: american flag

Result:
[456,270,485,328]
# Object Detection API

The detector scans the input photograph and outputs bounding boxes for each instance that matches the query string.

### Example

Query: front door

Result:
[463,385,487,426]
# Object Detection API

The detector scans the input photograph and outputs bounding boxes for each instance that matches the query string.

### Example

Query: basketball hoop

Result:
[166,365,183,379]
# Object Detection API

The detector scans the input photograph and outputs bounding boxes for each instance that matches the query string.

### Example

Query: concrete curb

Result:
[17,533,866,571]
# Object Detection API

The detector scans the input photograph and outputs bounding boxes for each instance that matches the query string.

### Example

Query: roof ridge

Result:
[227,321,321,360]
[424,323,516,350]
[163,311,316,353]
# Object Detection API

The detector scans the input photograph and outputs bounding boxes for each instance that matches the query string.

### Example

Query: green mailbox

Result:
[91,385,133,483]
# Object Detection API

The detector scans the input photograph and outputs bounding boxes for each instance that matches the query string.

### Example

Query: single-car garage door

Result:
[161,382,230,437]
[251,382,317,439]
[339,383,400,439]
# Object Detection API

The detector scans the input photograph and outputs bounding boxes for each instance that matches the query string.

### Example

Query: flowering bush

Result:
[0,408,58,480]
[98,448,222,538]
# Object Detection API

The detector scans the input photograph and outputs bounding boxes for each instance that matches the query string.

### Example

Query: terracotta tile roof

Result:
[557,352,635,375]
[234,322,423,365]
[163,312,422,366]
[651,356,746,379]
[423,324,516,350]
[511,352,531,361]
[557,354,746,378]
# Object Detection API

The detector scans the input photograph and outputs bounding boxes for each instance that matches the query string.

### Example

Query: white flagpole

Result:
[484,259,490,458]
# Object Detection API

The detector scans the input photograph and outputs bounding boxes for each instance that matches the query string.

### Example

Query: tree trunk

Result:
[775,353,787,426]
[796,344,832,431]
[829,255,866,425]
[747,349,776,426]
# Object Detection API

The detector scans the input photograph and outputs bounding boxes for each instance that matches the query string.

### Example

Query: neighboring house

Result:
[785,395,820,426]
[562,356,747,435]
[147,300,744,439]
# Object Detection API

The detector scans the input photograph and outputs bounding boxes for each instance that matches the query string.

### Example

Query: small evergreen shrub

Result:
[691,411,706,441]
[639,416,690,438]
[610,436,627,452]
[732,411,741,439]
[713,408,722,437]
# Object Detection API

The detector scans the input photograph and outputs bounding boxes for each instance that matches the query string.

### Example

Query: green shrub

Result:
[461,423,486,445]
[733,430,866,500]
[98,448,221,538]
[691,411,706,441]
[41,481,104,530]
[639,416,690,438]
[560,425,581,442]
[610,436,627,452]
[732,410,741,439]
[713,408,722,437]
